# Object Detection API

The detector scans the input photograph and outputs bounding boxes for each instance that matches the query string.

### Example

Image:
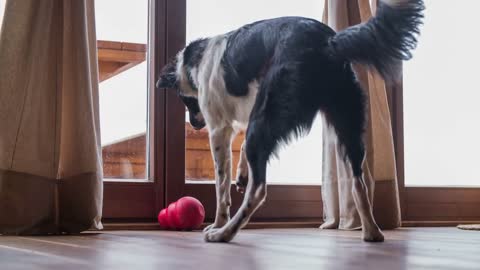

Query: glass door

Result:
[0,0,5,26]
[402,0,480,222]
[96,0,150,181]
[403,0,480,187]
[165,0,326,222]
[96,0,165,220]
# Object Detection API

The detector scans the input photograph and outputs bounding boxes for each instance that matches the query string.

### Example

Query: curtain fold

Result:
[0,0,102,235]
[321,0,401,230]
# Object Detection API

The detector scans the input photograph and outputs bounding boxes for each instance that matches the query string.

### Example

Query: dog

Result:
[157,0,424,243]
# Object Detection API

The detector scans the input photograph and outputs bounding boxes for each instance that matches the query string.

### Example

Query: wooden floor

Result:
[1,227,479,270]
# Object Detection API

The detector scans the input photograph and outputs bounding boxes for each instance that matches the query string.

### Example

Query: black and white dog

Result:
[157,0,424,242]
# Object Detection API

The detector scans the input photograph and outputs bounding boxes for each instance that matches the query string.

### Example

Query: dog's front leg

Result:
[203,126,234,232]
[235,140,248,193]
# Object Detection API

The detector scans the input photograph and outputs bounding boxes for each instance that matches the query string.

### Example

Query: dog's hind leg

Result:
[324,80,384,242]
[346,137,384,242]
[353,170,384,242]
[203,126,234,232]
[235,140,248,193]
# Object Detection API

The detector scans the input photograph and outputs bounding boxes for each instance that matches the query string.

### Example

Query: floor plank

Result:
[1,228,479,270]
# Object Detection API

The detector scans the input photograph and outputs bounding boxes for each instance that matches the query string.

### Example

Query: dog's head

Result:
[157,44,206,130]
[179,95,205,130]
[156,58,179,90]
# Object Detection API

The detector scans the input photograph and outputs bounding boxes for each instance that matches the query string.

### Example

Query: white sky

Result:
[95,0,148,146]
[403,0,480,186]
[0,0,5,27]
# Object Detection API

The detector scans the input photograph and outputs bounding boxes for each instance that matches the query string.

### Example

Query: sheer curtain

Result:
[0,0,102,234]
[321,0,401,230]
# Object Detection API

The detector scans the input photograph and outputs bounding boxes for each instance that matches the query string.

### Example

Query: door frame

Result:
[102,0,167,220]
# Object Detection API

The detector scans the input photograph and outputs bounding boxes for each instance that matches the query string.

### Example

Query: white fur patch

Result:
[191,36,259,133]
[232,80,259,130]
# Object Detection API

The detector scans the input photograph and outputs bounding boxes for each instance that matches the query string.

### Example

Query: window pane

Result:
[186,0,324,185]
[95,0,149,180]
[404,0,480,186]
[0,0,5,28]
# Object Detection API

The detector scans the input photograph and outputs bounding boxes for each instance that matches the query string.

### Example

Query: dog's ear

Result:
[156,59,178,89]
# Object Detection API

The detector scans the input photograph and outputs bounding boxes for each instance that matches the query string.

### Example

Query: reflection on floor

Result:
[1,228,479,270]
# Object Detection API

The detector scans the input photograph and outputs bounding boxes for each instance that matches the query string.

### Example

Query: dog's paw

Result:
[362,229,385,242]
[235,174,248,194]
[203,222,226,233]
[204,228,233,243]
[236,185,245,194]
[203,224,216,233]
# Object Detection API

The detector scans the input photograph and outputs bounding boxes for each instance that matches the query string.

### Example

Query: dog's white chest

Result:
[200,80,258,132]
[195,36,260,132]
[232,80,259,127]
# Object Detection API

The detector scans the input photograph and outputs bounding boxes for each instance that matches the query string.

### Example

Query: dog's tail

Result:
[327,0,424,79]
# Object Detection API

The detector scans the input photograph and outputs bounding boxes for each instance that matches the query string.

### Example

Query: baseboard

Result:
[100,220,480,231]
[101,220,322,231]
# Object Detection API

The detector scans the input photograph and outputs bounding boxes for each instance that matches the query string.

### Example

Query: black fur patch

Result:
[221,21,270,96]
[183,38,209,91]
[327,0,425,78]
[220,17,332,97]
[180,96,205,130]
[156,58,178,89]
[236,175,248,188]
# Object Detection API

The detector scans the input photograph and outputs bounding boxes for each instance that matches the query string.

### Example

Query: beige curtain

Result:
[0,0,103,235]
[321,0,401,230]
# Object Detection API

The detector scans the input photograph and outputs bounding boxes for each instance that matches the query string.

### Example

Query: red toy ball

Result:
[157,196,205,230]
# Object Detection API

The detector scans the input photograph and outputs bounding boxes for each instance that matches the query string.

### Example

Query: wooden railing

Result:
[102,124,245,180]
[97,40,146,82]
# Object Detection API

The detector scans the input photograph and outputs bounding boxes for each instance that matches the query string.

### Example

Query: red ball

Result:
[173,197,205,230]
[157,196,205,231]
[167,202,180,229]
[157,209,170,229]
